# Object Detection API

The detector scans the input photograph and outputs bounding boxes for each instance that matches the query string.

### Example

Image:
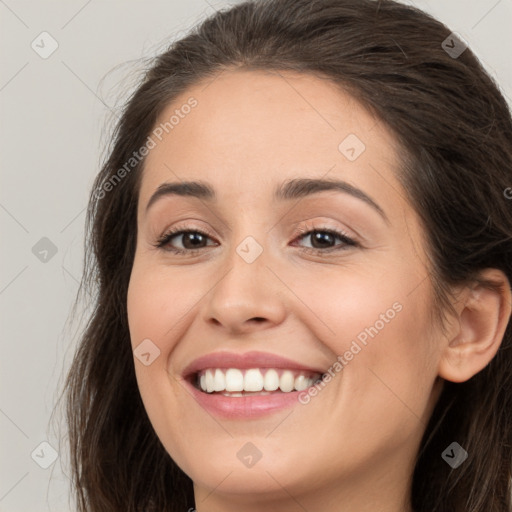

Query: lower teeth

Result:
[220,390,274,397]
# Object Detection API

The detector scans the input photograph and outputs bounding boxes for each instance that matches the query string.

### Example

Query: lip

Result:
[181,350,326,378]
[180,350,326,419]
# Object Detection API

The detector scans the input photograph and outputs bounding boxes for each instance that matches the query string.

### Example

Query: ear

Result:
[438,268,512,383]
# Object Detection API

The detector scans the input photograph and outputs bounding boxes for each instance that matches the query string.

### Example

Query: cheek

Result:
[126,265,195,462]
[289,263,430,352]
[290,264,437,411]
[292,273,437,471]
[127,262,195,349]
[126,264,181,399]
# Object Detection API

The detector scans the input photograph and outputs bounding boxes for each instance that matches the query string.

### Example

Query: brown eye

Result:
[292,227,357,253]
[155,229,217,254]
[154,225,357,256]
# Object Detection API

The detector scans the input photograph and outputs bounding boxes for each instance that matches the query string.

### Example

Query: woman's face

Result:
[127,69,445,509]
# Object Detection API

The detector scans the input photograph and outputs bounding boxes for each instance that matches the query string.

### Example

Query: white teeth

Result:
[244,369,264,392]
[205,369,215,393]
[264,369,280,391]
[196,368,319,394]
[222,391,272,397]
[225,368,244,392]
[294,375,309,391]
[279,370,295,392]
[213,369,225,392]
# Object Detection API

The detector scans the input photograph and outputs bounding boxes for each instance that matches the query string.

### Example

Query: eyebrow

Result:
[145,178,389,223]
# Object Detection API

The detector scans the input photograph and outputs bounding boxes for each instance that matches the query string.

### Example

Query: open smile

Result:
[181,351,326,419]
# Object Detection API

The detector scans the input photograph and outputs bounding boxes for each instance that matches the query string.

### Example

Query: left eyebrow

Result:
[274,178,389,223]
[144,177,389,224]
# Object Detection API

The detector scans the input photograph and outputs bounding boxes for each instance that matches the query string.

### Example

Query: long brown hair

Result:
[59,0,512,510]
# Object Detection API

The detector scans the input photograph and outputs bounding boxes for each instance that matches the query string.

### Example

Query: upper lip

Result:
[181,350,326,378]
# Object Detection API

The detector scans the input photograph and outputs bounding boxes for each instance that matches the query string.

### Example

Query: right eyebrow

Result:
[145,181,215,214]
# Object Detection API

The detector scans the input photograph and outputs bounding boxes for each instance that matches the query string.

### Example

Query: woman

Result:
[63,0,512,510]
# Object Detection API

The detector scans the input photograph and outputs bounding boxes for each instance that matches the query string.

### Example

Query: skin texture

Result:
[126,69,511,512]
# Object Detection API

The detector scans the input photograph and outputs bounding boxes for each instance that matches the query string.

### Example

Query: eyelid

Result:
[155,220,217,241]
[153,223,218,250]
[153,219,360,257]
[157,218,358,242]
[290,222,359,252]
[293,220,355,240]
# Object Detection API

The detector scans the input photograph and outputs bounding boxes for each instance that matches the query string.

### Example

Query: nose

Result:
[200,241,287,335]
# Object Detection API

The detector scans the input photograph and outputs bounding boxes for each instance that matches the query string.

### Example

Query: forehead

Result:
[138,69,404,217]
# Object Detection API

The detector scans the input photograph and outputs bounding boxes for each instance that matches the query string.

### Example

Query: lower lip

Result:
[184,378,307,419]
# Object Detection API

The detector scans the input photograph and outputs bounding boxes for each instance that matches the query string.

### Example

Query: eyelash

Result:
[153,223,358,256]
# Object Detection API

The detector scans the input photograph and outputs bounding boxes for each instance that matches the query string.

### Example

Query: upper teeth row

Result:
[198,368,320,393]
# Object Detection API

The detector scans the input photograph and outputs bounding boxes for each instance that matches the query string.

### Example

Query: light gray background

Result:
[1,0,511,510]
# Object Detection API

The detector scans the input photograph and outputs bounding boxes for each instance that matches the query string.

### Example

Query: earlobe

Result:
[438,269,512,383]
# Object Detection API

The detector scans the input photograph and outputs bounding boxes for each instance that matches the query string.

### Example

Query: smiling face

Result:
[126,69,446,511]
